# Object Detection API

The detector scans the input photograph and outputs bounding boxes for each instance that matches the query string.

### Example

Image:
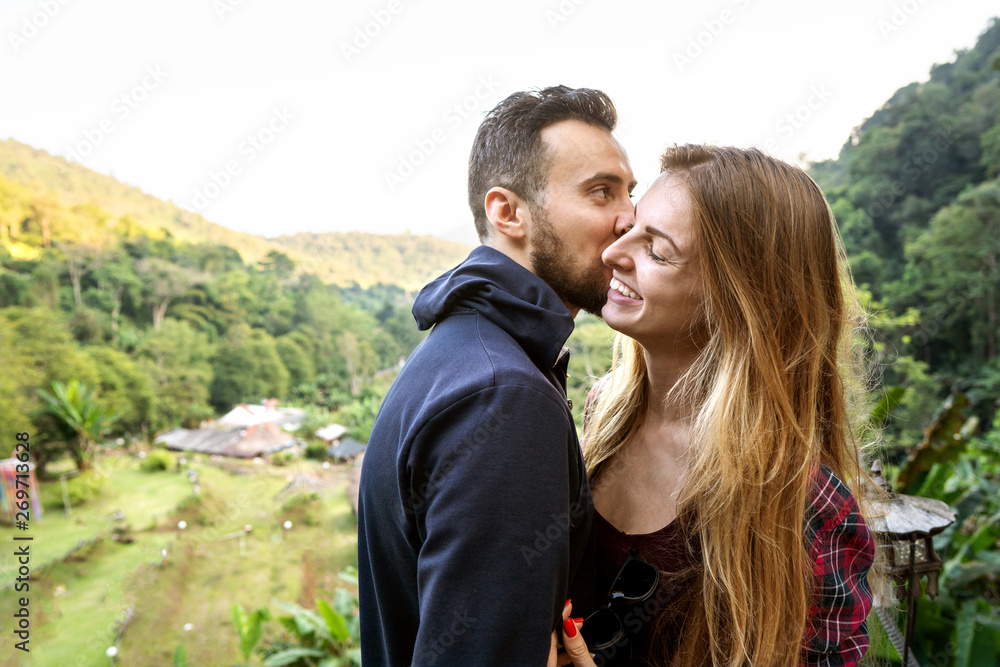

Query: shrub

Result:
[304,442,328,461]
[65,469,107,506]
[140,449,174,472]
[281,492,320,512]
[279,492,321,526]
[270,450,297,467]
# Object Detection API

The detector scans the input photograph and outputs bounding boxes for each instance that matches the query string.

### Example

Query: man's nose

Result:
[613,203,636,238]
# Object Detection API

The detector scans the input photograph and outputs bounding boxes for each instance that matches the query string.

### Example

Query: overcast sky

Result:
[1,1,996,245]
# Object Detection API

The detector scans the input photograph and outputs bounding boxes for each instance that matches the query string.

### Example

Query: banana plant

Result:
[232,603,271,664]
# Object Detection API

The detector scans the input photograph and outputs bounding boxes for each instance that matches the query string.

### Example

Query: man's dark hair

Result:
[467,85,618,242]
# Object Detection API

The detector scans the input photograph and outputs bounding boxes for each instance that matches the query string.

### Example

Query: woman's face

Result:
[601,172,704,350]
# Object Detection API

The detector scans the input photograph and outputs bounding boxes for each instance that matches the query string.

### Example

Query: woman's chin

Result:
[600,305,637,337]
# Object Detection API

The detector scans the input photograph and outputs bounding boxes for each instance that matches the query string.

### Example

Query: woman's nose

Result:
[602,232,633,270]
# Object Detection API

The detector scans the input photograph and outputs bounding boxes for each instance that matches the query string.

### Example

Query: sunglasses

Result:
[582,549,660,651]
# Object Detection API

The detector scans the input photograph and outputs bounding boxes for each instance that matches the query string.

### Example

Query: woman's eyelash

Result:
[646,246,667,263]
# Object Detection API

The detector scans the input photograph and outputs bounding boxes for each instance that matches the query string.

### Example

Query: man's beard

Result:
[529,208,609,317]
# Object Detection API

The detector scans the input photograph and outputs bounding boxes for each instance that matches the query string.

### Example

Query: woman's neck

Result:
[641,343,700,425]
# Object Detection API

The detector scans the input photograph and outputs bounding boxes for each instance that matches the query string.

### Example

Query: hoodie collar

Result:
[412,246,575,369]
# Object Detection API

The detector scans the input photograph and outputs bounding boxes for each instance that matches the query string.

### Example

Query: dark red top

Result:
[593,511,695,665]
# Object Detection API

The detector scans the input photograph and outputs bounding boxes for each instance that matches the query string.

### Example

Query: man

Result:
[358,85,636,666]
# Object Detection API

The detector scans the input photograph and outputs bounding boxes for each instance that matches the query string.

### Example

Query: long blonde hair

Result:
[584,145,873,667]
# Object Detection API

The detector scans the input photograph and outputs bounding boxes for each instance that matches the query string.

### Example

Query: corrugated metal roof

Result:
[155,424,296,458]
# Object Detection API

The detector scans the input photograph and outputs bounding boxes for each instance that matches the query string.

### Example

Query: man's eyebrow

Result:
[579,172,638,192]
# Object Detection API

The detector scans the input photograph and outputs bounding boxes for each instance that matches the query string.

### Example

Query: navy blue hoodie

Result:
[358,246,596,666]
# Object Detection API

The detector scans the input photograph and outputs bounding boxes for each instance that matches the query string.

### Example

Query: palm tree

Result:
[38,380,116,471]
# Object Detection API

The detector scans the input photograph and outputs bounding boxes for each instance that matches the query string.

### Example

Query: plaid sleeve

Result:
[801,464,876,667]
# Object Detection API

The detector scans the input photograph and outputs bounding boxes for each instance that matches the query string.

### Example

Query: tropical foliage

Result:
[807,19,1000,665]
[232,568,362,667]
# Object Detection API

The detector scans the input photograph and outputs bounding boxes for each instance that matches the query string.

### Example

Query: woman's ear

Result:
[484,187,528,241]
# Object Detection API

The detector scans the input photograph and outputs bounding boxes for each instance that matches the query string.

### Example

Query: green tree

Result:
[209,324,290,411]
[276,335,316,391]
[899,179,1000,366]
[87,346,156,440]
[0,175,32,243]
[257,249,296,278]
[0,323,36,458]
[92,250,141,345]
[137,318,215,429]
[135,257,204,329]
[56,241,100,310]
[37,380,116,471]
[337,330,376,396]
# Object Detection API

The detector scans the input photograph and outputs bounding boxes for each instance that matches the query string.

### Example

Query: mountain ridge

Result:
[0,138,472,289]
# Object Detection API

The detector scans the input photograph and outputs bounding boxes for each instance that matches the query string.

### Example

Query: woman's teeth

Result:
[610,278,641,300]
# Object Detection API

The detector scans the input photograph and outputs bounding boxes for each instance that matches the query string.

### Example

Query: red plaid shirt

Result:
[801,463,876,666]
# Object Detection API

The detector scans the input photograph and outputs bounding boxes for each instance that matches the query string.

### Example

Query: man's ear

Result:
[484,187,528,241]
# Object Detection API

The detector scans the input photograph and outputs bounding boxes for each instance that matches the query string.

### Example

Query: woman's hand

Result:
[547,601,595,667]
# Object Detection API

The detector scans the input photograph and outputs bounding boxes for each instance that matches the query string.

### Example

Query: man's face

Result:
[528,119,636,316]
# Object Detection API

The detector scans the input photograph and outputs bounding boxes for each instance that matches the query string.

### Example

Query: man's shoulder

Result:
[378,317,560,428]
[406,310,552,385]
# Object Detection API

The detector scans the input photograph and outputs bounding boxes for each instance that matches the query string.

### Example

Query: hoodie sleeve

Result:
[405,384,579,667]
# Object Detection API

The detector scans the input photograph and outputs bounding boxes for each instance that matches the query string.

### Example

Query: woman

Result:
[558,145,877,667]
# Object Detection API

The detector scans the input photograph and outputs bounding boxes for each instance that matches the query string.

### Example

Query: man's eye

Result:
[593,187,608,198]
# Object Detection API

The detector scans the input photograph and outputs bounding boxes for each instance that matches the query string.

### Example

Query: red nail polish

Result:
[563,618,578,638]
[564,598,572,608]
[573,617,584,624]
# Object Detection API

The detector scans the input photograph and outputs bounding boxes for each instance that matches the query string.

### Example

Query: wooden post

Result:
[60,473,73,517]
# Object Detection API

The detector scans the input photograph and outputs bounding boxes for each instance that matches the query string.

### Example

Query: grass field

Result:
[0,452,359,666]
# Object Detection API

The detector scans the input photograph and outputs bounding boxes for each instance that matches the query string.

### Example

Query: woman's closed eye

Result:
[646,245,670,263]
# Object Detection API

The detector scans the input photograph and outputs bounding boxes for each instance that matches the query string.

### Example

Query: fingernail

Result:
[564,598,572,608]
[563,618,578,638]
[573,617,584,624]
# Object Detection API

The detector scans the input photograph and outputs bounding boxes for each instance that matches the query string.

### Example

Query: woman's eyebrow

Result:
[645,224,681,256]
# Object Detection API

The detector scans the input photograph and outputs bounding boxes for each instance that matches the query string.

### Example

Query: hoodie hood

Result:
[412,246,574,369]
